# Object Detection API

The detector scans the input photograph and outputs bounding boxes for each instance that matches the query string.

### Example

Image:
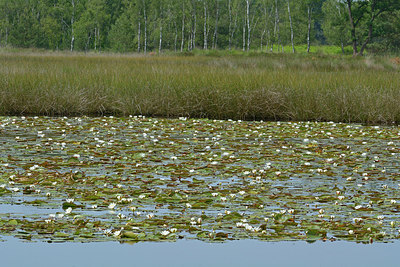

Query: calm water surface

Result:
[0,237,398,267]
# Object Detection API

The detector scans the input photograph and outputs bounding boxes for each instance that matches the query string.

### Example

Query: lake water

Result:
[0,237,398,267]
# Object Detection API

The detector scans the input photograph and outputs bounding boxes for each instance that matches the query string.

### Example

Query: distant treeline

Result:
[0,0,399,55]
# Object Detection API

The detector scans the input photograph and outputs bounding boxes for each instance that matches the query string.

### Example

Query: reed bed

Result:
[0,52,399,124]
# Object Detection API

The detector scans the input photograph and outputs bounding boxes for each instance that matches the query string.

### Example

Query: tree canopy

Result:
[0,0,399,54]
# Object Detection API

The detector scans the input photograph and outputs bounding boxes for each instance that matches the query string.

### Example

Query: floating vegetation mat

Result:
[0,116,399,243]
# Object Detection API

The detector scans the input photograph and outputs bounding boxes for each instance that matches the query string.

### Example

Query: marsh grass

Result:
[0,51,399,124]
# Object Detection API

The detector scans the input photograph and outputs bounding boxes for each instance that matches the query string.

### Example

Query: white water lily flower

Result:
[220,197,227,202]
[113,228,123,237]
[391,200,397,204]
[338,196,345,200]
[161,230,170,236]
[348,230,354,235]
[146,213,154,219]
[186,203,192,208]
[353,218,363,223]
[108,203,117,209]
[377,215,385,220]
[138,194,146,199]
[238,191,245,195]
[118,213,126,219]
[65,207,73,214]
[66,198,74,203]
[245,224,253,231]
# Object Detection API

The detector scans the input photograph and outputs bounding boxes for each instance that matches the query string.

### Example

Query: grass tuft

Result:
[0,51,399,124]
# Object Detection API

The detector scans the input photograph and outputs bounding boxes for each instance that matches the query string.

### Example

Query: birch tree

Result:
[228,0,239,50]
[287,0,294,53]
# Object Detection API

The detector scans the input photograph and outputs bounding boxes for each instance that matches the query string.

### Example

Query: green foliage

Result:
[0,0,398,53]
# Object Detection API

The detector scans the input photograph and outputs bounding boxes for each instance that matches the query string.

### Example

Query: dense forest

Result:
[0,0,399,55]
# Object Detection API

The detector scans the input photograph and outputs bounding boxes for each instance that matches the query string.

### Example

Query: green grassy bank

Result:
[0,51,399,124]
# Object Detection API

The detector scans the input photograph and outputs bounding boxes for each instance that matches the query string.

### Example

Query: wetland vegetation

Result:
[0,52,400,124]
[1,116,400,243]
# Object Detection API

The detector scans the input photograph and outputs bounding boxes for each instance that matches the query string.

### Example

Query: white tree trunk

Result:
[274,0,280,52]
[174,21,178,52]
[193,7,197,50]
[143,0,147,54]
[94,27,97,51]
[70,0,75,52]
[159,24,163,53]
[287,0,294,53]
[212,0,219,49]
[228,0,238,51]
[242,15,246,51]
[203,0,208,50]
[181,3,185,52]
[246,0,250,51]
[307,6,311,53]
[228,0,232,50]
[138,21,141,52]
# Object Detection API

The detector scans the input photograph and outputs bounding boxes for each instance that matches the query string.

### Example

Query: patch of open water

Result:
[0,237,398,267]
